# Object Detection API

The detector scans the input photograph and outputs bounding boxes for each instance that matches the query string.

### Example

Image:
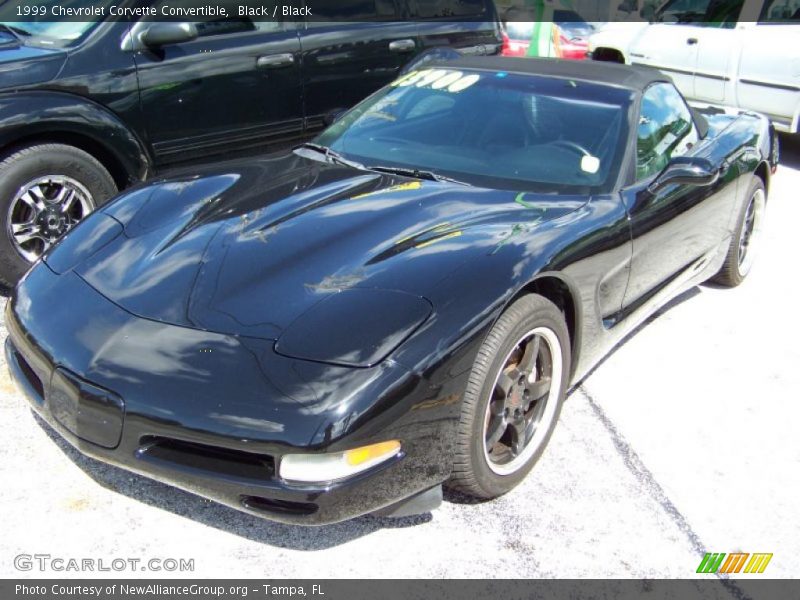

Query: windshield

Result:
[0,0,112,46]
[316,68,633,194]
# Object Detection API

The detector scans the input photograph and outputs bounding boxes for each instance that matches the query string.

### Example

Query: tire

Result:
[712,177,766,288]
[448,294,571,499]
[0,143,117,288]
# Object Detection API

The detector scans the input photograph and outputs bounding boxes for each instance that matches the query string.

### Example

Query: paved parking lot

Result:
[1,135,797,580]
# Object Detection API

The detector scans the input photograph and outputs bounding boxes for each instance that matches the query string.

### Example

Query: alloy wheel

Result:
[7,175,95,262]
[482,326,563,476]
[737,187,765,278]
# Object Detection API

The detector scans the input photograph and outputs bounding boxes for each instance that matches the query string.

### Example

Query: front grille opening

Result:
[14,349,44,401]
[241,495,318,516]
[138,436,275,481]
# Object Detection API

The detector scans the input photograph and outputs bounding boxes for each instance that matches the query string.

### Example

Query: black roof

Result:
[427,56,672,92]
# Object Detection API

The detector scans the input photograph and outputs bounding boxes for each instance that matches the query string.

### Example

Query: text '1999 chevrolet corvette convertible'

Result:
[6,58,776,524]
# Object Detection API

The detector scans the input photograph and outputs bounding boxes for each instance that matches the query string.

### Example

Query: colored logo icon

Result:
[697,553,773,574]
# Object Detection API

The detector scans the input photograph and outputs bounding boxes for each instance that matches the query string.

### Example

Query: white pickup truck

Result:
[589,0,800,133]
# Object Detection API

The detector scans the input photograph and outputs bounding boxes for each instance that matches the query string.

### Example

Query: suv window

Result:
[636,83,698,181]
[758,0,800,22]
[309,0,401,20]
[148,0,285,36]
[415,0,488,18]
[655,0,744,27]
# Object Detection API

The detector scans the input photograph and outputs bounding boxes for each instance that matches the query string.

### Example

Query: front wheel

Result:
[449,294,571,498]
[0,143,117,288]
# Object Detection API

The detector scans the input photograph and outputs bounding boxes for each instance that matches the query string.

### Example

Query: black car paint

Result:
[0,9,501,183]
[5,68,773,524]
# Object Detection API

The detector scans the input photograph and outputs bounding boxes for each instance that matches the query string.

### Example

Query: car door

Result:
[130,2,303,167]
[620,82,735,310]
[298,0,418,136]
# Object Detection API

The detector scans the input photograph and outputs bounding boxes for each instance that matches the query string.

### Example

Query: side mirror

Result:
[140,22,198,48]
[648,156,719,194]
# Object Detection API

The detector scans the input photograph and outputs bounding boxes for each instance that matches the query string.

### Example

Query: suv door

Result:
[130,3,303,167]
[629,0,745,102]
[414,0,502,57]
[298,0,418,136]
[620,83,735,310]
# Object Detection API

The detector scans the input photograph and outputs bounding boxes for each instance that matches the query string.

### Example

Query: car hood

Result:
[0,42,67,88]
[62,153,582,341]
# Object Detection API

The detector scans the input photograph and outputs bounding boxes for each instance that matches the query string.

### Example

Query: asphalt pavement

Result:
[1,135,797,580]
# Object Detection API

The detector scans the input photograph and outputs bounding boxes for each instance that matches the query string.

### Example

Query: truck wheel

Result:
[0,143,117,288]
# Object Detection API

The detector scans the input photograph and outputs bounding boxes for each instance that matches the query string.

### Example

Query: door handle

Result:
[687,37,698,45]
[256,53,295,69]
[389,39,416,53]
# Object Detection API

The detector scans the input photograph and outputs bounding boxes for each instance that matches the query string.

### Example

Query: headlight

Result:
[280,440,402,483]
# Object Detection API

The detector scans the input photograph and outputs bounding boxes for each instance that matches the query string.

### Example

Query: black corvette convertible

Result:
[6,58,775,524]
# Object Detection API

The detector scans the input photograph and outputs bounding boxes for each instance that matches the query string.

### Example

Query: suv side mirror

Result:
[648,156,719,194]
[141,22,198,48]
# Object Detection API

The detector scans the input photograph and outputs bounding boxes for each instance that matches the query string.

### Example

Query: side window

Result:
[147,0,285,37]
[758,0,800,22]
[636,83,698,181]
[308,0,401,21]
[415,0,488,18]
[655,0,744,27]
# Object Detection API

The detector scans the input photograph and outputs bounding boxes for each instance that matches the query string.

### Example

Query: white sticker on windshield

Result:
[581,155,601,174]
[430,71,464,89]
[447,74,481,93]
[416,69,448,87]
[395,71,425,87]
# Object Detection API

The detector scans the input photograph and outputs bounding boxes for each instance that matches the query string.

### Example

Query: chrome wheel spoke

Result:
[18,190,47,216]
[12,222,44,245]
[57,187,78,214]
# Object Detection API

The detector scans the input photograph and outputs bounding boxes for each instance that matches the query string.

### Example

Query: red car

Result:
[502,11,594,60]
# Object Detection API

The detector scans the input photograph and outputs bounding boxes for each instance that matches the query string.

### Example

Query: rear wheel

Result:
[712,177,766,287]
[0,143,117,288]
[449,294,571,498]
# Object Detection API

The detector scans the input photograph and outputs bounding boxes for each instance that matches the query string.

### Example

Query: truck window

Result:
[758,0,800,22]
[655,0,744,27]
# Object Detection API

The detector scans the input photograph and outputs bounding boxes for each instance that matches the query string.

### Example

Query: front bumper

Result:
[6,266,457,525]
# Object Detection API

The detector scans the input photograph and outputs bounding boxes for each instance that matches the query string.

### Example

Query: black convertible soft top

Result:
[427,56,672,92]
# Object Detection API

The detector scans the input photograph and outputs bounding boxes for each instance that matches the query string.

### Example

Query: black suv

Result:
[0,1,501,286]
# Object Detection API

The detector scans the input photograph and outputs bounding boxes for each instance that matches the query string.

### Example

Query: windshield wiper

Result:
[295,143,364,169]
[0,24,31,39]
[367,165,472,186]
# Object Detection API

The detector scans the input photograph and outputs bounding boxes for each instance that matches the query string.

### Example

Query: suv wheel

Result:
[0,143,117,288]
